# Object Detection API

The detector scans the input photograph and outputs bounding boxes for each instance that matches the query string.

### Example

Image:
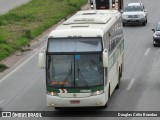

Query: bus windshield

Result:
[46,37,103,88]
[46,54,103,88]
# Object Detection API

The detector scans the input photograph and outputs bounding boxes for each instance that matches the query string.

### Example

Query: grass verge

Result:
[0,0,88,71]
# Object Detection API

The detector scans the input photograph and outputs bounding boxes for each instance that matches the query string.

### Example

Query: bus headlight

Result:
[91,90,104,96]
[47,91,58,96]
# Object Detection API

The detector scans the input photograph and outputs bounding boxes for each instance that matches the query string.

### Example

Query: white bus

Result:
[39,10,124,109]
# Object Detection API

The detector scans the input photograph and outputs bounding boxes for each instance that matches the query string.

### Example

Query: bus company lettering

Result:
[80,90,91,93]
[51,81,68,85]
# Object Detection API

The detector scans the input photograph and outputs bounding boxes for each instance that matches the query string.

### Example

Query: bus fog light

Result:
[91,90,104,96]
[96,102,102,105]
[47,92,58,96]
[48,103,55,107]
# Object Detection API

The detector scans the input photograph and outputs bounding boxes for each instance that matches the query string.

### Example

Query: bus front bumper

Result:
[47,93,106,107]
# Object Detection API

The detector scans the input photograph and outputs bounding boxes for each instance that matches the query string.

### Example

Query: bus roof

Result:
[49,10,121,38]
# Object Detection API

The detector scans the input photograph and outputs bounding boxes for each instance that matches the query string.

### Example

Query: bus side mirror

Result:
[103,49,108,68]
[38,50,46,69]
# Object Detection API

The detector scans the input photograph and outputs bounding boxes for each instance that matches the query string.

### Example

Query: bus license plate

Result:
[70,100,80,104]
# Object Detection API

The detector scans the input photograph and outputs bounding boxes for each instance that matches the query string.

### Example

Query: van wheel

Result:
[143,21,146,26]
[123,23,125,26]
[153,43,156,47]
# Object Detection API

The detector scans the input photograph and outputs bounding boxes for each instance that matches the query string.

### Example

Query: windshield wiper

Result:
[61,62,73,87]
[76,61,89,88]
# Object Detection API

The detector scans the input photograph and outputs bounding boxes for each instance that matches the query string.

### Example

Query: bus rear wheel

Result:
[116,72,121,89]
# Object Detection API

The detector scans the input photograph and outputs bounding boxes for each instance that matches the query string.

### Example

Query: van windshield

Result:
[124,5,143,12]
[156,24,160,31]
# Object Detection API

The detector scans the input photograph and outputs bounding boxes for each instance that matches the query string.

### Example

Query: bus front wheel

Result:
[55,107,62,110]
[101,103,108,108]
[101,86,110,109]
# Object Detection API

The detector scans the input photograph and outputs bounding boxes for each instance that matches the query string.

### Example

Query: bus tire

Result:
[116,72,121,89]
[121,64,123,78]
[108,84,110,99]
[101,85,110,109]
[55,107,61,110]
[102,103,108,108]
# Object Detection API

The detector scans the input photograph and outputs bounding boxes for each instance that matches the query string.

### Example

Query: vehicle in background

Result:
[122,3,148,26]
[89,0,93,9]
[38,10,124,109]
[90,0,123,10]
[152,22,160,47]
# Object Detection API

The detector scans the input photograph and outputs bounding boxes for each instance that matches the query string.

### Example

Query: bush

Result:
[0,64,8,72]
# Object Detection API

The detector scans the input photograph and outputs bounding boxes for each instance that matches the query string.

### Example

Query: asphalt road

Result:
[0,0,30,14]
[1,0,160,120]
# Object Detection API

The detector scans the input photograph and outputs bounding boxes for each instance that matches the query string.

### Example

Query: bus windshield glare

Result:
[47,38,102,52]
[46,38,104,88]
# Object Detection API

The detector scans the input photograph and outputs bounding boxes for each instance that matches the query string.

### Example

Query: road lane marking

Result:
[126,78,135,91]
[0,46,46,84]
[0,100,4,104]
[144,48,150,56]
